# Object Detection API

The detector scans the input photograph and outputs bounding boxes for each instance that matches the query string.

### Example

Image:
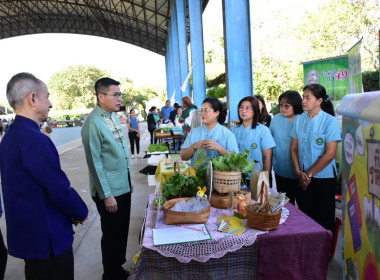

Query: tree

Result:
[203,22,225,81]
[297,0,380,71]
[134,88,158,120]
[48,65,110,110]
[362,69,380,92]
[119,78,160,120]
[248,0,380,102]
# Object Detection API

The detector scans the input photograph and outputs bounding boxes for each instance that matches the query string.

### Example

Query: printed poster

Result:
[302,55,349,102]
[341,116,380,279]
[348,38,363,94]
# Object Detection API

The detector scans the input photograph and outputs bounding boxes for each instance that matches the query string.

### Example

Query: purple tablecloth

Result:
[130,202,332,280]
[256,203,332,280]
[130,244,258,280]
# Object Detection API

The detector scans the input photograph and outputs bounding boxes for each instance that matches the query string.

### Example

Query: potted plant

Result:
[212,150,255,194]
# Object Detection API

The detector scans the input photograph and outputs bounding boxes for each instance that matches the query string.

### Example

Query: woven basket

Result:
[210,191,231,209]
[213,170,241,194]
[163,197,211,225]
[155,131,171,137]
[246,182,281,231]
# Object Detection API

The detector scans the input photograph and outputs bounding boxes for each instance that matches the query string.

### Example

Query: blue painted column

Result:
[189,0,206,108]
[170,0,182,103]
[223,0,253,123]
[165,38,173,102]
[176,0,191,98]
[166,33,176,102]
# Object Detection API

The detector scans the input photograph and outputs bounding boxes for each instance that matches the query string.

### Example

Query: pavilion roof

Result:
[0,0,209,55]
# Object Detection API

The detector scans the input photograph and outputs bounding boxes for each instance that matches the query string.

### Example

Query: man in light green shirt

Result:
[81,77,133,280]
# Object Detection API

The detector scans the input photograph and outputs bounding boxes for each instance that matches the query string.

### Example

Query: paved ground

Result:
[50,126,82,147]
[1,122,343,279]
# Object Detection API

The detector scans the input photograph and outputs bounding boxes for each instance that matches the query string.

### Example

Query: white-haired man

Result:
[0,72,88,280]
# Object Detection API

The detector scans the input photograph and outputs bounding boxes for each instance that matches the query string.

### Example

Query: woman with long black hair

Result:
[290,84,341,234]
[181,98,238,167]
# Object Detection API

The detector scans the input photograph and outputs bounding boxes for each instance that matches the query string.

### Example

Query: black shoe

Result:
[120,268,130,280]
[102,268,130,280]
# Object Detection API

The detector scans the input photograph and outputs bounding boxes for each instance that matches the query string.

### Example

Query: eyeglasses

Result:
[239,106,253,111]
[279,104,292,109]
[200,109,213,114]
[100,92,124,99]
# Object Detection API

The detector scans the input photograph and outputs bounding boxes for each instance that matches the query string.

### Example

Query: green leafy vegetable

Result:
[162,171,203,199]
[153,197,167,209]
[211,150,255,183]
[148,143,168,153]
[193,149,209,172]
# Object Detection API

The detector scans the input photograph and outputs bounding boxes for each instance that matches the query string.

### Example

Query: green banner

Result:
[348,38,363,94]
[302,55,349,101]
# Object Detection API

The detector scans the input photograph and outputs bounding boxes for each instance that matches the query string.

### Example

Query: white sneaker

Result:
[131,155,135,159]
[137,155,141,159]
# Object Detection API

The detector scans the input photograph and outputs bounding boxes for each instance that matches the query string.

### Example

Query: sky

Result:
[0,34,166,105]
[0,0,222,107]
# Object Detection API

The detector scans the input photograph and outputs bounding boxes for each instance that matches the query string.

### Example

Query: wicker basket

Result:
[246,182,281,231]
[210,191,231,209]
[213,170,241,194]
[155,131,171,137]
[163,197,211,225]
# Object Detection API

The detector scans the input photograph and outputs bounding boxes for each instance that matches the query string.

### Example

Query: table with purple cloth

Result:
[130,194,332,280]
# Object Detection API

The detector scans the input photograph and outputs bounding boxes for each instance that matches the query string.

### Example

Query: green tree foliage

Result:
[249,0,380,102]
[134,86,160,120]
[120,77,137,108]
[251,0,307,100]
[297,0,380,70]
[206,73,225,88]
[119,78,160,120]
[207,85,226,98]
[48,65,110,110]
[362,69,380,92]
[203,22,225,81]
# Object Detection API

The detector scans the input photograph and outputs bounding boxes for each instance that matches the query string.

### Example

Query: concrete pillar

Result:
[166,34,177,103]
[176,0,191,98]
[165,39,173,102]
[189,0,206,108]
[223,0,253,123]
[169,0,182,103]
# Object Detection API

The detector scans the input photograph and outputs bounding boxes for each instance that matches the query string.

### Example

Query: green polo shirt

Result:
[81,105,131,199]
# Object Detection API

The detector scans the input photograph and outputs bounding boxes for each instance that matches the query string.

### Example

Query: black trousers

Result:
[0,230,7,280]
[295,177,336,233]
[24,247,73,280]
[93,192,131,279]
[148,129,157,144]
[128,131,140,154]
[275,173,298,205]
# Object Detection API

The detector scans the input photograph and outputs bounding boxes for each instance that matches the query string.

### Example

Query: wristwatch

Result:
[307,172,313,178]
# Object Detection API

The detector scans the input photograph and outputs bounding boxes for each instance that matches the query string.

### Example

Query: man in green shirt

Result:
[81,77,133,280]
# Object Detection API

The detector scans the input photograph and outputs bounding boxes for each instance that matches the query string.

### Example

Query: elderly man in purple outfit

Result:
[0,72,88,280]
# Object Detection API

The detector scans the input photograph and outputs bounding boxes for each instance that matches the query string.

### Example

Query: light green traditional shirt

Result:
[81,105,132,199]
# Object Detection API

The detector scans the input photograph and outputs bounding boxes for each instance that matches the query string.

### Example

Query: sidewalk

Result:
[1,121,342,279]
